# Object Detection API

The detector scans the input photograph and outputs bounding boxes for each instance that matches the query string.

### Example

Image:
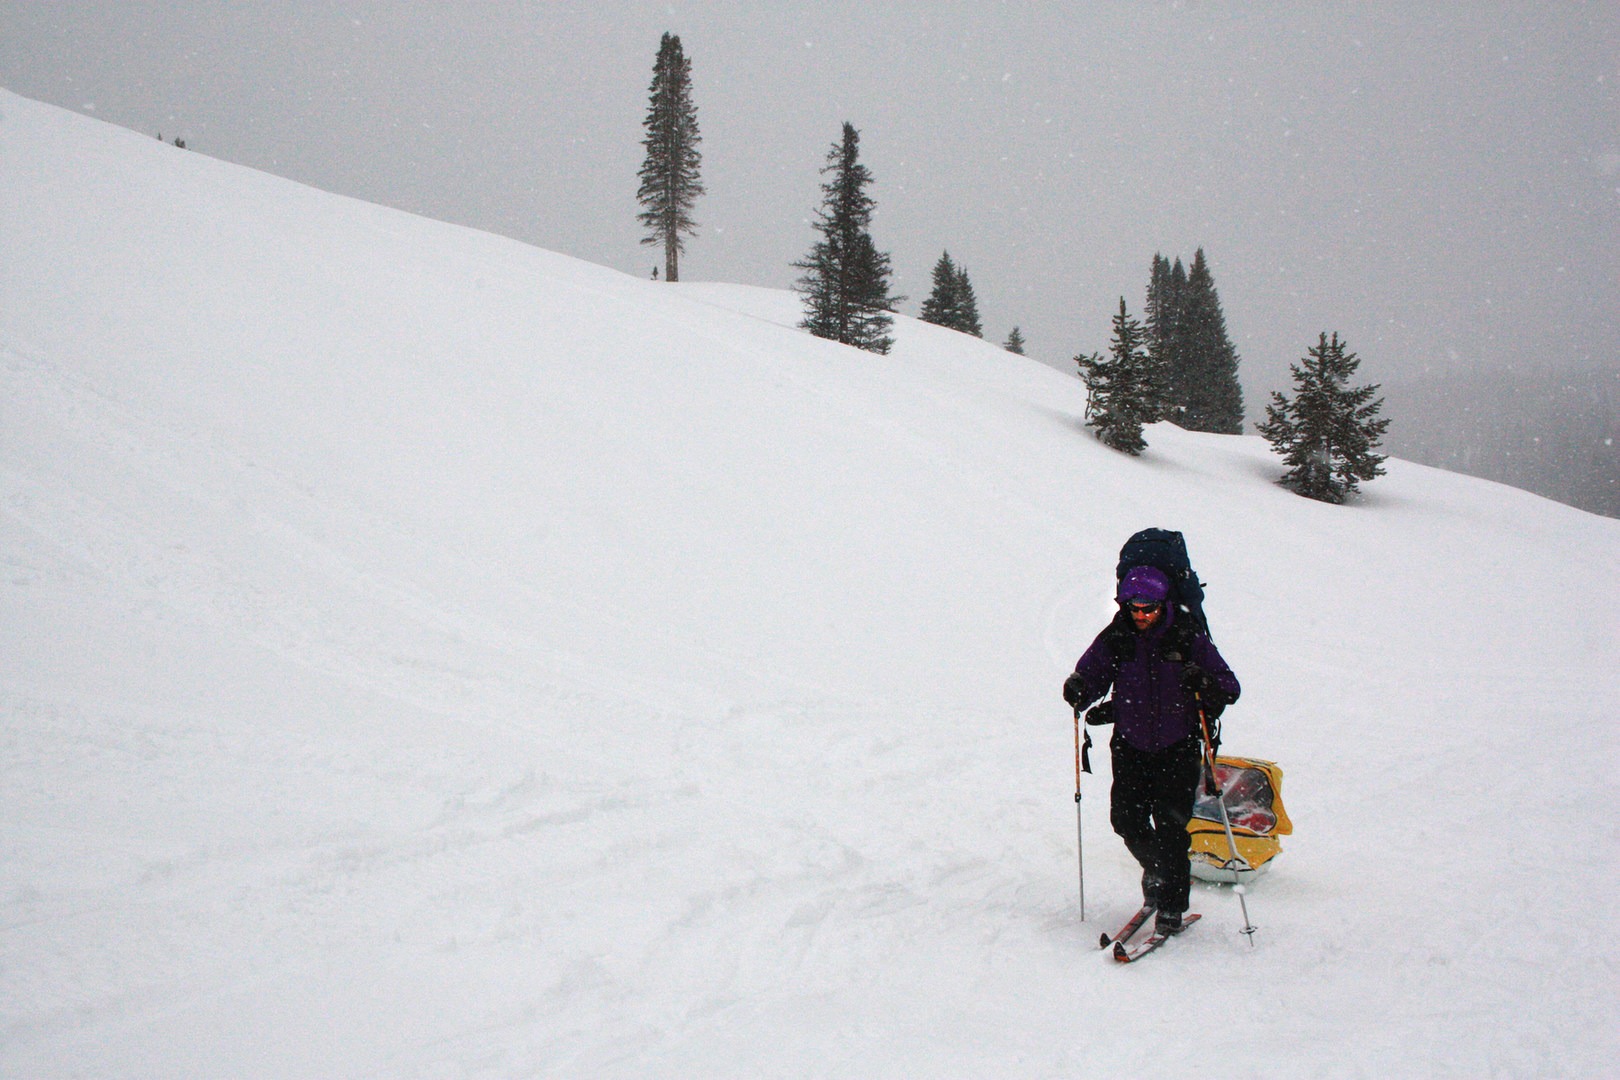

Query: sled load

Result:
[1188,756,1293,883]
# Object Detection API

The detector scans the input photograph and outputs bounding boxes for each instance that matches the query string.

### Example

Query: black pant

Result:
[1110,735,1202,914]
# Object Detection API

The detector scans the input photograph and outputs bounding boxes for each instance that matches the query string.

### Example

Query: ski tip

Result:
[1098,932,1112,949]
[1111,941,1129,962]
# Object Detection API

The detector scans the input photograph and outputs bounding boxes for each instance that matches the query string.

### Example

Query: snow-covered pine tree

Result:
[844,232,899,354]
[636,32,704,283]
[1258,331,1391,503]
[1003,326,1026,355]
[1144,254,1182,414]
[1178,249,1245,434]
[919,253,983,338]
[1077,298,1161,456]
[1160,257,1191,423]
[920,252,962,330]
[794,123,898,354]
[953,264,983,338]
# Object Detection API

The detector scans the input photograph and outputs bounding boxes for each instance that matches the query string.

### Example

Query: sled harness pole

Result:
[1195,691,1257,946]
[1073,704,1090,922]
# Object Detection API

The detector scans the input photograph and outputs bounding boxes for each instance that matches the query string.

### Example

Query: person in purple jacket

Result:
[1063,565,1240,934]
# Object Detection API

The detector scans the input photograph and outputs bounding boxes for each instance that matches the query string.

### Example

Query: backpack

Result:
[1115,527,1211,639]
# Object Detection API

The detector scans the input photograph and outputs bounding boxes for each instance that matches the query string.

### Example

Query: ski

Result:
[1098,904,1155,950]
[1113,913,1201,963]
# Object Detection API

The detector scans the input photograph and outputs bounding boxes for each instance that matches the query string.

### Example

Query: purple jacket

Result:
[1070,605,1240,752]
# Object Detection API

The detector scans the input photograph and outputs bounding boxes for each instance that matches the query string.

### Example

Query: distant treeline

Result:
[634,31,1400,506]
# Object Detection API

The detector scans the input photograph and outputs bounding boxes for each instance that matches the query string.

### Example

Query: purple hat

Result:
[1117,565,1171,605]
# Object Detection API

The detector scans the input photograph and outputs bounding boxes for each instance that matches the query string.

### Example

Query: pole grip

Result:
[1194,690,1221,796]
[1073,706,1082,789]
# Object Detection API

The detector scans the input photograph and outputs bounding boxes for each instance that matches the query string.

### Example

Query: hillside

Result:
[1381,365,1619,519]
[4,90,1618,1078]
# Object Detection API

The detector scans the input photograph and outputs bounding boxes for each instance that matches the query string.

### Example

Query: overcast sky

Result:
[4,2,1617,414]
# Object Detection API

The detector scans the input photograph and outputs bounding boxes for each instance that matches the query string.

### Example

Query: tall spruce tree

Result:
[920,251,963,329]
[636,32,703,282]
[1077,298,1161,456]
[1179,249,1245,433]
[794,123,898,354]
[1003,326,1026,355]
[1257,331,1391,503]
[1144,254,1183,408]
[919,252,983,337]
[953,264,983,338]
[1162,257,1191,421]
[1148,250,1244,433]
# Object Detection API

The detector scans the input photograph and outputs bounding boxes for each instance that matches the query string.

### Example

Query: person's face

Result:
[1124,600,1163,631]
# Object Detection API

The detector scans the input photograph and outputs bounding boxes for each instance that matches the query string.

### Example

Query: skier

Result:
[1063,565,1240,937]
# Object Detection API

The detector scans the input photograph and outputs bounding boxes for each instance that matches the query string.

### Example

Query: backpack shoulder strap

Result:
[1103,615,1136,661]
[1156,619,1197,665]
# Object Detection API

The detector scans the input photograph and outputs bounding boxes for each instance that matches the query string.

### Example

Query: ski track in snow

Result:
[3,90,1619,1078]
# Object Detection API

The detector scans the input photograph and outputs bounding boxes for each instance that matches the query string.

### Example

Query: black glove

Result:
[1181,662,1226,704]
[1062,672,1087,708]
[1085,700,1115,727]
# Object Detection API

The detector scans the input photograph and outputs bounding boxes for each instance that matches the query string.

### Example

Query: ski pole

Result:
[1073,704,1088,922]
[1195,692,1257,945]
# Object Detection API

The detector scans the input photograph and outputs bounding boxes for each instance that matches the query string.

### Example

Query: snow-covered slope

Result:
[4,90,1617,1077]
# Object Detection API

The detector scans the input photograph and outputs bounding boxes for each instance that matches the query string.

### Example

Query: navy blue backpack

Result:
[1115,528,1211,639]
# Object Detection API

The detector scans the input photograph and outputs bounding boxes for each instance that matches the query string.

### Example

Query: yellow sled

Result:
[1188,756,1293,884]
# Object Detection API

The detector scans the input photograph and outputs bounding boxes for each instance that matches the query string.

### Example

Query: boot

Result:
[1155,909,1185,936]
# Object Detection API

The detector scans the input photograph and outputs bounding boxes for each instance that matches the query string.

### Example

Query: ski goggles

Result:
[1120,600,1164,615]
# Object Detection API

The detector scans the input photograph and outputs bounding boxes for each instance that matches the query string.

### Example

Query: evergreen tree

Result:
[953,264,983,338]
[1257,332,1391,503]
[1178,249,1245,434]
[636,32,703,283]
[1077,298,1161,456]
[920,251,962,329]
[1144,254,1182,409]
[1148,250,1244,433]
[1003,326,1026,355]
[1159,256,1191,421]
[794,123,899,354]
[918,252,982,337]
[844,232,899,354]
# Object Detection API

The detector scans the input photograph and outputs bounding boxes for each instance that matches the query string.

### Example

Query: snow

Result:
[3,89,1618,1077]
